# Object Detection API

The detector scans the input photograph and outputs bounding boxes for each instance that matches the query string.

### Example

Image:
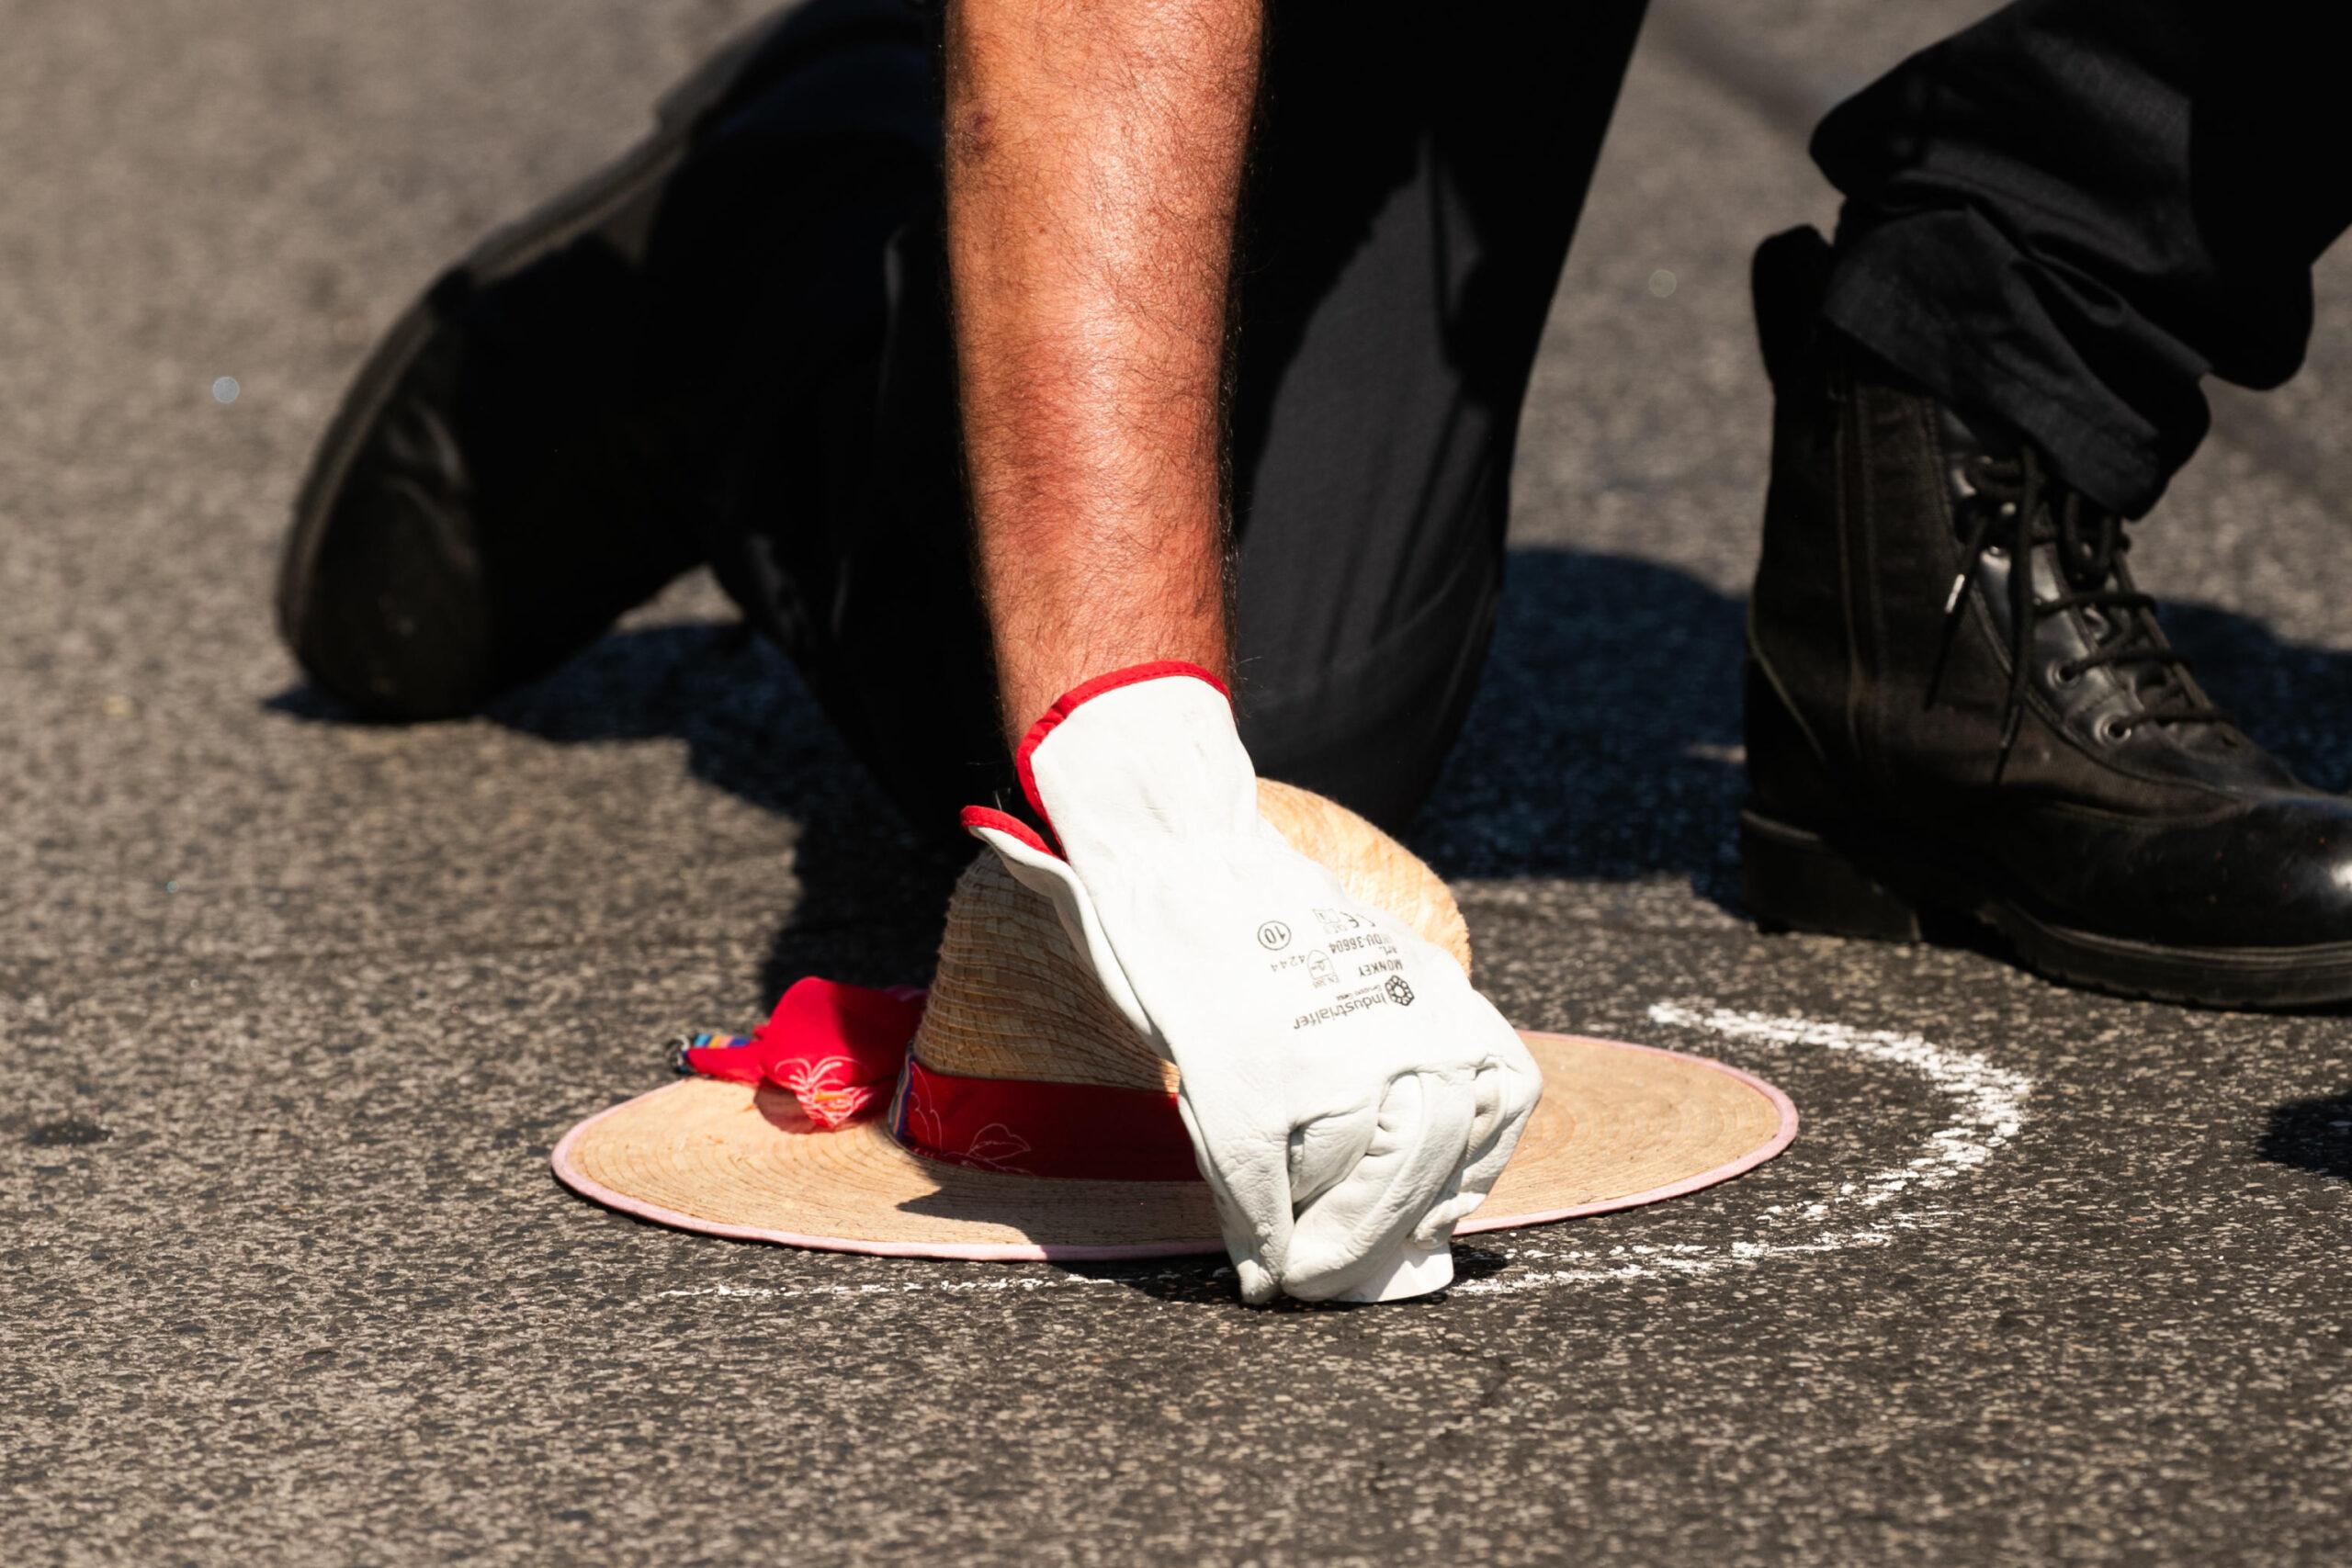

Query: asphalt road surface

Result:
[7,2,2351,1562]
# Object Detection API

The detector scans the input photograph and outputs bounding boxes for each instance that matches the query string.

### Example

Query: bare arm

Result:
[943,0,1262,745]
[944,6,1526,1304]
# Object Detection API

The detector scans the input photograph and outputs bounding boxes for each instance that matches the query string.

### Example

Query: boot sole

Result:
[1741,808,2352,1010]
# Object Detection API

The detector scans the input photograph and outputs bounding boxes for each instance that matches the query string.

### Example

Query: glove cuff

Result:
[1001,660,1236,852]
[959,804,1055,856]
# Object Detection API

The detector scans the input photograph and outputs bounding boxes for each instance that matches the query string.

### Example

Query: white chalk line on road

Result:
[1452,1003,2033,1295]
[652,1267,1219,1304]
[644,1000,2033,1307]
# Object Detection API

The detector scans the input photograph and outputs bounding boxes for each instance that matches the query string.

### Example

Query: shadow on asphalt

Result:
[266,544,2352,1010]
[1039,1243,1516,1310]
[2258,1090,2352,1181]
[270,617,967,1005]
[2159,602,2352,794]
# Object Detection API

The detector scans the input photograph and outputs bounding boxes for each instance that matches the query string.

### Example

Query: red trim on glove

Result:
[959,805,1058,859]
[1011,660,1232,830]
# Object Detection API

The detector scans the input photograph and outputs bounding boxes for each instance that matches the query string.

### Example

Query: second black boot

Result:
[1742,226,2352,1009]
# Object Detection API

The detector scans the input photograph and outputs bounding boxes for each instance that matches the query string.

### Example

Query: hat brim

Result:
[551,1032,1796,1261]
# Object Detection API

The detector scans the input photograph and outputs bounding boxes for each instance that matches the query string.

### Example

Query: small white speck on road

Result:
[211,376,241,404]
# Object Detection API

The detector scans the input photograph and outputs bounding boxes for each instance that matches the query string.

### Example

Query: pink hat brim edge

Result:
[549,1031,1800,1262]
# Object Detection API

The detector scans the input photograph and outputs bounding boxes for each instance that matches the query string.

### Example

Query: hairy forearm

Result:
[944,0,1262,744]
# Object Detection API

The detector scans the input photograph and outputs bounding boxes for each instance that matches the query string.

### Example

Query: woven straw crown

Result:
[911,780,1473,1092]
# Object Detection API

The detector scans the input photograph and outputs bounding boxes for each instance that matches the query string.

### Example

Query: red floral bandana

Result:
[677,977,1200,1181]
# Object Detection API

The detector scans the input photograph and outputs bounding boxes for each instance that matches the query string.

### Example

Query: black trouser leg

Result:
[717,1,1648,838]
[1223,2,1645,829]
[1810,0,2352,516]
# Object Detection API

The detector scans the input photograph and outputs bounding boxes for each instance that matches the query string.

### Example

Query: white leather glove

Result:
[963,664,1542,1304]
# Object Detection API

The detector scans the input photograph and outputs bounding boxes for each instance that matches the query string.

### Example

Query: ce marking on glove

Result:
[1256,920,1293,951]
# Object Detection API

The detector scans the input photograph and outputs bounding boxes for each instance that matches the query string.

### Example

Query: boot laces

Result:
[1928,446,2227,779]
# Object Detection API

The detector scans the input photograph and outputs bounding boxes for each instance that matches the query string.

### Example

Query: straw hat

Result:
[553,781,1795,1260]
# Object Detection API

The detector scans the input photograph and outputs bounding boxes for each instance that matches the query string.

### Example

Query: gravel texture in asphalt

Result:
[6,2,2350,1563]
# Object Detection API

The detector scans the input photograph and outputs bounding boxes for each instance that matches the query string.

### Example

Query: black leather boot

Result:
[277,0,933,718]
[1742,226,2352,1008]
